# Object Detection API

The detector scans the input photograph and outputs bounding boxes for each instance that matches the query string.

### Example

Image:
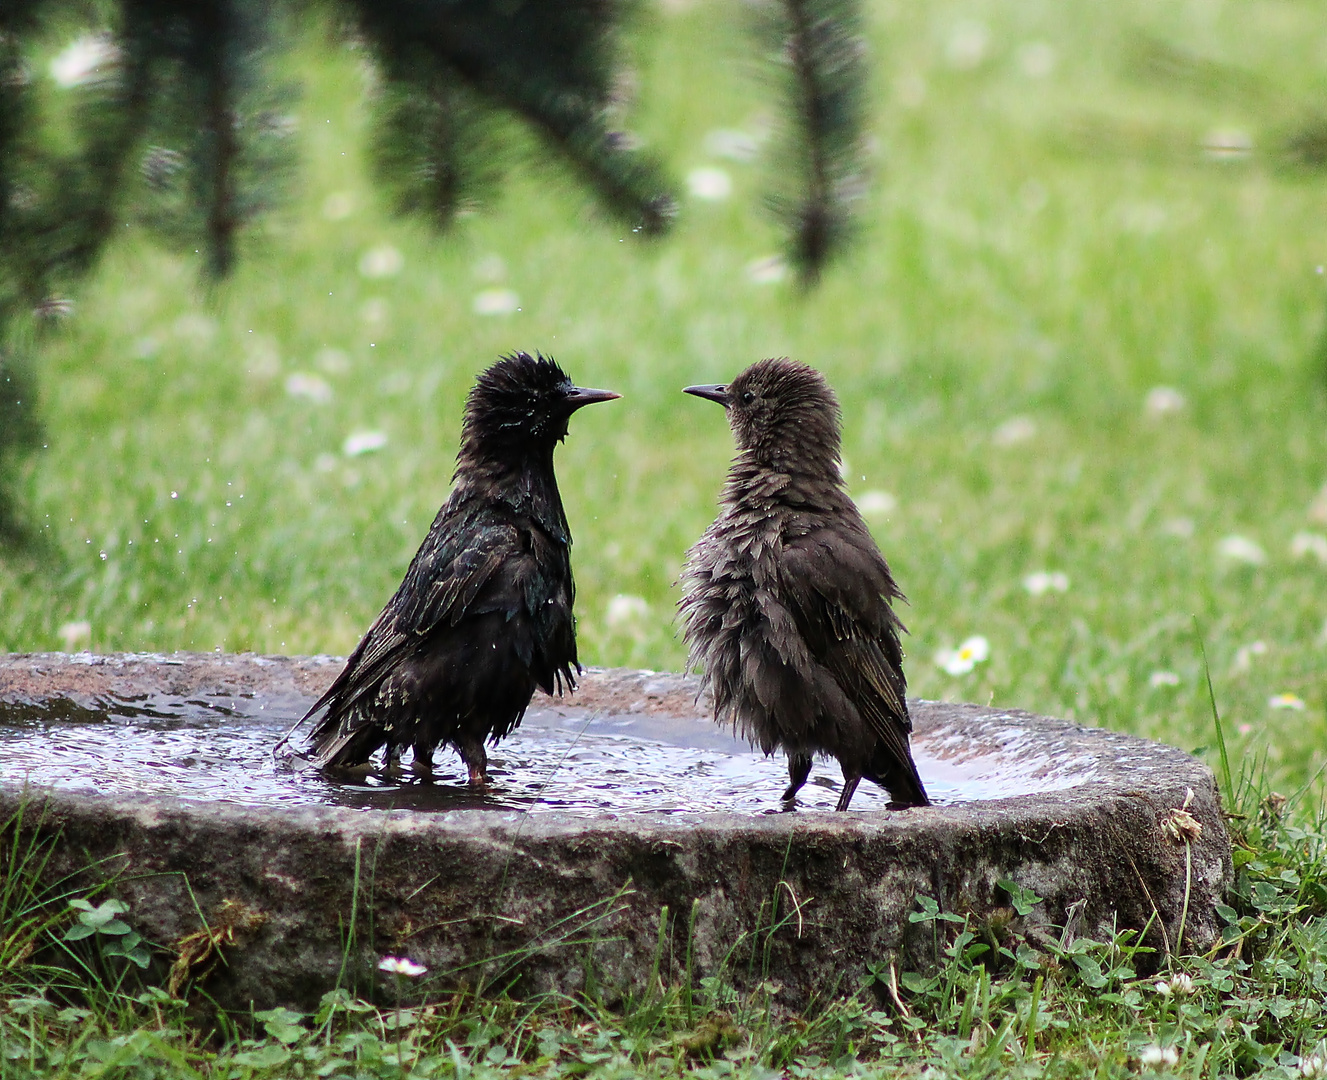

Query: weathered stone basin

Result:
[0,652,1231,1010]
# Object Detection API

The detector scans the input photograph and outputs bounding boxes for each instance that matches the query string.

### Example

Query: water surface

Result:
[0,691,1098,814]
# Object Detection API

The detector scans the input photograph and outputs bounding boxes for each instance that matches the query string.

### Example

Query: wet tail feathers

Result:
[868,745,930,808]
[305,710,387,771]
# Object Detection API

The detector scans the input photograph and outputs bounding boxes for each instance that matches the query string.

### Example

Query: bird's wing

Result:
[778,528,913,753]
[301,506,525,726]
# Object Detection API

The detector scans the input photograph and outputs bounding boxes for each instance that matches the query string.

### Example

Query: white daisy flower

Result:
[343,430,388,457]
[1139,1044,1179,1068]
[1217,535,1266,567]
[378,956,427,977]
[1144,386,1186,417]
[937,636,990,676]
[1269,693,1306,711]
[686,166,732,201]
[606,594,650,629]
[856,490,898,520]
[359,244,404,278]
[285,373,333,404]
[472,289,520,316]
[1023,571,1069,596]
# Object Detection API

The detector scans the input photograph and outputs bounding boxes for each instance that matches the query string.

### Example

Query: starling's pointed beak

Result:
[683,383,730,406]
[563,385,621,410]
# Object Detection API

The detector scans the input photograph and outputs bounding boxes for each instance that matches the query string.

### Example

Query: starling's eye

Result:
[741,391,755,404]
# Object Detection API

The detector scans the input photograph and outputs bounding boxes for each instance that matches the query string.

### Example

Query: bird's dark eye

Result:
[741,391,755,404]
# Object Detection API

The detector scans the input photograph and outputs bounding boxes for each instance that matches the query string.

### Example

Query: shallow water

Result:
[0,691,1099,814]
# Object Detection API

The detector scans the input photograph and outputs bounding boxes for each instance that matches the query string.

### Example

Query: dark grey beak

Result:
[683,383,730,406]
[564,385,621,409]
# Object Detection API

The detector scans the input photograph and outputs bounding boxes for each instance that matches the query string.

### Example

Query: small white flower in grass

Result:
[1139,1044,1179,1068]
[856,490,898,520]
[945,22,988,69]
[937,636,989,676]
[1300,1053,1327,1079]
[686,166,732,201]
[378,956,427,978]
[1023,571,1069,596]
[746,255,787,284]
[1144,386,1186,418]
[1161,517,1194,539]
[58,621,92,652]
[1149,671,1181,688]
[1217,535,1266,567]
[285,373,332,404]
[359,244,404,279]
[1291,532,1327,563]
[343,430,388,457]
[1230,640,1268,674]
[606,594,650,629]
[992,416,1036,446]
[322,192,354,220]
[1153,972,1195,998]
[1308,485,1327,525]
[1017,41,1056,78]
[1269,692,1306,711]
[50,33,122,87]
[1201,129,1252,160]
[473,289,520,316]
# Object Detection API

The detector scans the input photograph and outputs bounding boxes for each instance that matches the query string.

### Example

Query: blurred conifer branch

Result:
[0,0,872,539]
[759,0,869,284]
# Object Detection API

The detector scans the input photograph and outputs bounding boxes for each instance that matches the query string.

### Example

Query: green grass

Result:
[3,777,1327,1079]
[6,0,1327,1063]
[5,0,1327,792]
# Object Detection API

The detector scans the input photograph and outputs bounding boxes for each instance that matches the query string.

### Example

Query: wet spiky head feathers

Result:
[460,351,578,457]
[723,357,842,470]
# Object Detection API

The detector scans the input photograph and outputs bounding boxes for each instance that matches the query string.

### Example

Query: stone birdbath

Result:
[0,652,1231,1010]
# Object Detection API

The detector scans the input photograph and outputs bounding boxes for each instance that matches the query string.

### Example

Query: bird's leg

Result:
[458,738,489,787]
[782,754,813,803]
[835,772,863,812]
[411,741,435,783]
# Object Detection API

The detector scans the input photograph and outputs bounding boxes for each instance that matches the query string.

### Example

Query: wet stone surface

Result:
[0,652,1232,1011]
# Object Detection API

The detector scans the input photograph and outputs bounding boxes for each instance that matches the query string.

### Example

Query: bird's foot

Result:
[466,764,490,788]
[835,775,862,812]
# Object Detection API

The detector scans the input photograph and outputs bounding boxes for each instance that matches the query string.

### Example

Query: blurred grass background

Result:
[3,0,1327,791]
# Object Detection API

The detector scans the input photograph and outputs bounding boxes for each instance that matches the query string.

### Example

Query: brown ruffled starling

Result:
[679,357,928,811]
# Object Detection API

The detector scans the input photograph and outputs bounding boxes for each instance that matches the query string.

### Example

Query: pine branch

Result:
[762,0,870,283]
[370,52,506,228]
[128,0,295,277]
[350,0,675,234]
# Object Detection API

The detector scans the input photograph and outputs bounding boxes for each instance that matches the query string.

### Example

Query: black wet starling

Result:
[678,357,929,811]
[286,352,619,783]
